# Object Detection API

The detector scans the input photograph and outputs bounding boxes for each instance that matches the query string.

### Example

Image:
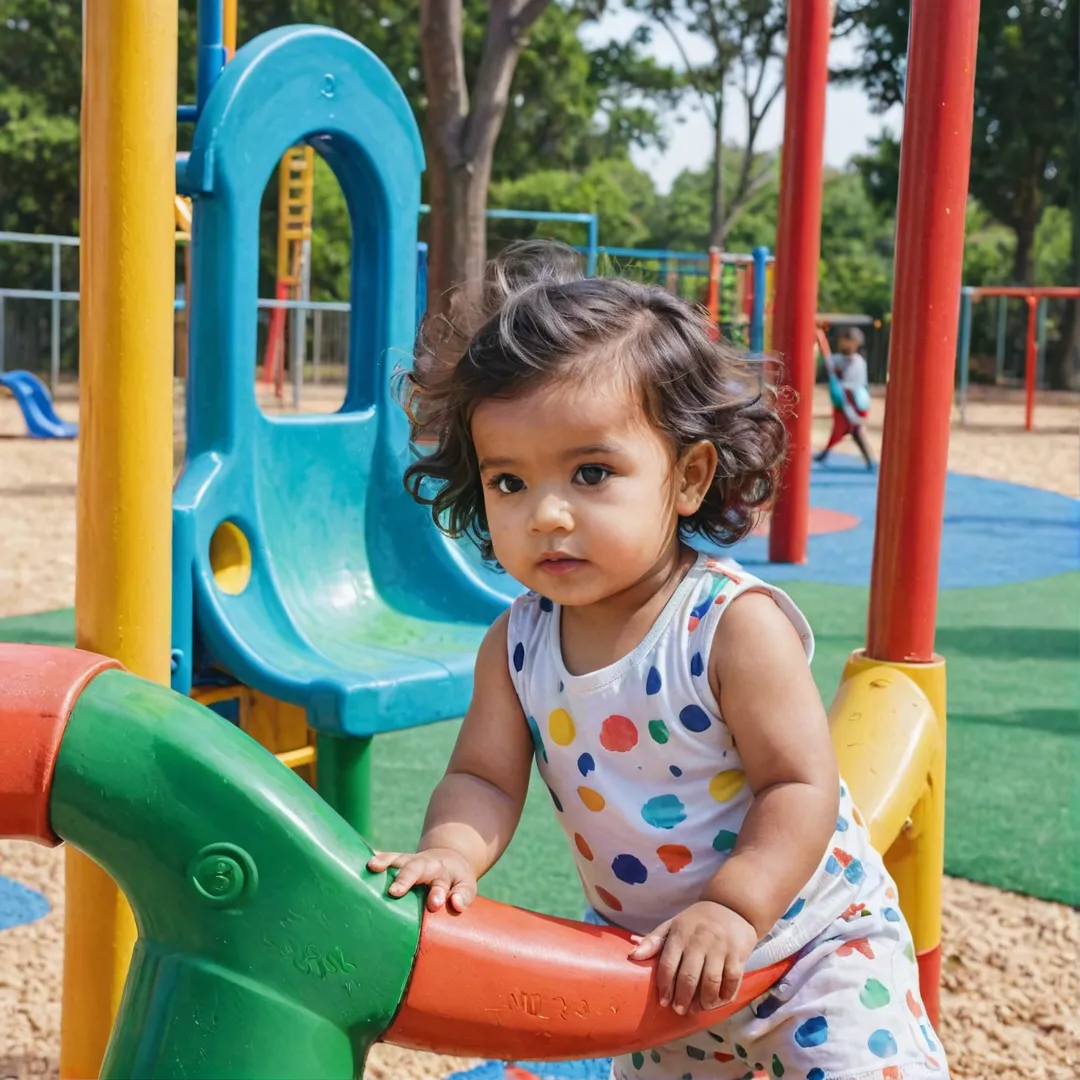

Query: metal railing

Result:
[1,232,354,403]
[0,232,80,389]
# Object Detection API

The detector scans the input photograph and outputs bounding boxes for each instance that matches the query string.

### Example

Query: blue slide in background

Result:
[0,370,78,438]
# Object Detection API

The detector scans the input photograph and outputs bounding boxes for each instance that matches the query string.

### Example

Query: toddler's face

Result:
[471,375,693,607]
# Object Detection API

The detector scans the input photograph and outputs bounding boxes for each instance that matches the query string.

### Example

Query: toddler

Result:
[815,327,875,469]
[370,243,946,1080]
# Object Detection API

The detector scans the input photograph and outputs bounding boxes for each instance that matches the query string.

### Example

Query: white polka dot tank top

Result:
[507,550,877,966]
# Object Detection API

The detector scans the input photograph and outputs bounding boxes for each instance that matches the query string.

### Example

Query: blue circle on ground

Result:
[0,875,49,931]
[707,458,1079,589]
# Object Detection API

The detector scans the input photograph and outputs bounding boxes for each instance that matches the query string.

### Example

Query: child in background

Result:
[815,326,875,469]
[370,243,946,1080]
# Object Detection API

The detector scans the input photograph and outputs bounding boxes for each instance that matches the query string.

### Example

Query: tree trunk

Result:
[420,0,546,324]
[708,94,725,250]
[424,121,493,321]
[1011,212,1036,288]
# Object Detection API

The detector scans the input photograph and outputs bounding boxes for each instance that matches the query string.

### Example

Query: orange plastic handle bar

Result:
[386,895,791,1060]
[0,644,120,845]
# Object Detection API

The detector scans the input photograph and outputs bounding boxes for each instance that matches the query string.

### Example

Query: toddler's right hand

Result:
[366,848,478,913]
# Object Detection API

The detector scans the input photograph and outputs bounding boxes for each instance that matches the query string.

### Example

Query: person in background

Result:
[815,326,875,469]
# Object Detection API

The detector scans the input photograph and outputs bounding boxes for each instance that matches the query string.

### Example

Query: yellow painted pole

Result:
[65,2,178,1076]
[223,0,238,56]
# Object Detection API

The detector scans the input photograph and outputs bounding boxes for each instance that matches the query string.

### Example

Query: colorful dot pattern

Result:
[606,888,945,1077]
[506,556,878,965]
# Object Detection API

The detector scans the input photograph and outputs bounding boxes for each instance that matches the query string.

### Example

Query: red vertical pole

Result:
[706,247,721,327]
[767,0,831,564]
[866,0,981,663]
[1023,295,1037,431]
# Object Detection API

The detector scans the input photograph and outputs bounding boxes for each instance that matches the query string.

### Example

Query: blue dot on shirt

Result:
[539,596,553,612]
[641,794,687,830]
[844,859,866,885]
[836,815,849,832]
[578,753,595,777]
[825,855,841,875]
[782,897,805,920]
[807,1071,826,1080]
[513,642,525,672]
[794,1016,828,1049]
[679,704,711,733]
[690,651,704,677]
[868,1029,898,1058]
[883,906,901,922]
[612,854,648,885]
[669,765,682,777]
[755,995,782,1019]
[526,715,547,763]
[646,666,662,695]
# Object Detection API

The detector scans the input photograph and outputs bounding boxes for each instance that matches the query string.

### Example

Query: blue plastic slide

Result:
[0,370,78,438]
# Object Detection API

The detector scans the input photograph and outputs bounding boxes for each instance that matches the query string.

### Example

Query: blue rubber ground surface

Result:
[716,456,1080,588]
[0,875,49,930]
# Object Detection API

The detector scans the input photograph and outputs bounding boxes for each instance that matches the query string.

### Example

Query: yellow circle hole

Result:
[209,521,252,596]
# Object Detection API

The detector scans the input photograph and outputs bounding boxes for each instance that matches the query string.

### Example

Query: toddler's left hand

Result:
[629,901,758,1015]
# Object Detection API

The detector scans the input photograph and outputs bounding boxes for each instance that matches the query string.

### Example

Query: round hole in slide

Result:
[209,521,252,595]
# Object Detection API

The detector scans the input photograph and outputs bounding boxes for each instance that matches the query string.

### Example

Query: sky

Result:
[580,9,904,193]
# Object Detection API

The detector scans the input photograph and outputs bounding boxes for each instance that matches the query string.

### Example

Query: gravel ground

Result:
[0,382,1076,1079]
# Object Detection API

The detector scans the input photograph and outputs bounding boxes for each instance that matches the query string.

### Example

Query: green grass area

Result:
[3,571,1077,910]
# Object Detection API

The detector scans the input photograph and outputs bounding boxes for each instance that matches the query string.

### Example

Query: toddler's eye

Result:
[492,474,525,494]
[575,465,610,487]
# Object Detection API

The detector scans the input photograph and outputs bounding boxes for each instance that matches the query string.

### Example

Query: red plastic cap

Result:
[0,644,120,845]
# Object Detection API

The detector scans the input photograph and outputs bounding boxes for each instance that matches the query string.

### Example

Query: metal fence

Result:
[0,232,352,405]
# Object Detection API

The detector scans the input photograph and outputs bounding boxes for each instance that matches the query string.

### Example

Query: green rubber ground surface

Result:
[3,571,1077,910]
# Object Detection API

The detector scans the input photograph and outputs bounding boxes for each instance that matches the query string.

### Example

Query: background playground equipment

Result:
[50,0,977,1073]
[597,244,774,350]
[0,370,78,439]
[0,232,80,393]
[956,284,1080,429]
[261,144,316,398]
[170,24,519,840]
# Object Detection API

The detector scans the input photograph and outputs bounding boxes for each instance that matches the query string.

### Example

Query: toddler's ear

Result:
[675,440,718,517]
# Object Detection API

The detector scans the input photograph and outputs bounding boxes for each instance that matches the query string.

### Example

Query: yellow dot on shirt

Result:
[709,769,747,802]
[549,708,576,746]
[578,786,606,811]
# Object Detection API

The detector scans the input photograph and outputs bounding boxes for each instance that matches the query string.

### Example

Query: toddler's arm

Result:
[630,590,838,1014]
[701,590,839,932]
[367,611,534,911]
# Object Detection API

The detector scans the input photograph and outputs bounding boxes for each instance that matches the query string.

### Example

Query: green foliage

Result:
[837,0,1075,284]
[817,170,893,318]
[0,2,81,239]
[488,159,657,249]
[963,201,1015,288]
[649,148,778,252]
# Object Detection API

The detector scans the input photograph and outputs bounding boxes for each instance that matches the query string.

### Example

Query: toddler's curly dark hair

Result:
[402,240,787,562]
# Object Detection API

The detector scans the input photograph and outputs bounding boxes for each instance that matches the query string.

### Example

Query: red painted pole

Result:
[866,0,981,663]
[706,247,721,324]
[1024,295,1037,431]
[767,0,831,564]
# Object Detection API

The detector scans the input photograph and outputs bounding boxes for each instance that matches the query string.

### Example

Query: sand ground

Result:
[0,383,1077,1080]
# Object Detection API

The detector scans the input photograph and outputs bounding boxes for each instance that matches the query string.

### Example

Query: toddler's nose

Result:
[530,493,573,533]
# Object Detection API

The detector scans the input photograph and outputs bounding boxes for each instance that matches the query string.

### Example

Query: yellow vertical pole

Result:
[64,2,178,1076]
[223,0,238,57]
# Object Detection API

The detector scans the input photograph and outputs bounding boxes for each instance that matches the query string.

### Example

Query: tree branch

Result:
[512,0,552,35]
[419,0,470,163]
[462,0,538,165]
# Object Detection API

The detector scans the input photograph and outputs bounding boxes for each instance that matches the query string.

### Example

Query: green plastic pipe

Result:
[52,670,421,1080]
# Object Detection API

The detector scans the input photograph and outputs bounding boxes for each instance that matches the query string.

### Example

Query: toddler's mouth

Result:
[538,554,584,575]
